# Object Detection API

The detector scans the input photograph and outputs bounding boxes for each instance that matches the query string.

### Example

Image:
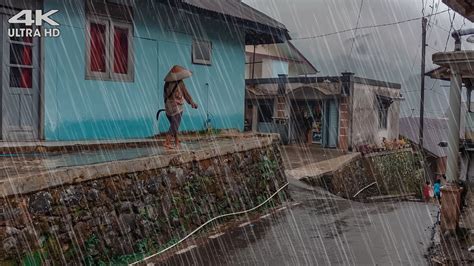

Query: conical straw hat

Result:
[164,65,193,82]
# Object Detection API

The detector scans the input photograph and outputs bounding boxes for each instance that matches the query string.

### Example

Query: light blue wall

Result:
[43,0,245,140]
[271,60,289,77]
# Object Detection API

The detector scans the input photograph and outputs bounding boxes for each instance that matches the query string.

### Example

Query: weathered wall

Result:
[315,149,423,200]
[43,0,246,140]
[0,143,287,264]
[351,83,401,147]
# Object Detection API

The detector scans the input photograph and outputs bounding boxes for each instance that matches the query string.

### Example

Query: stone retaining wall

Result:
[0,140,287,264]
[314,149,423,200]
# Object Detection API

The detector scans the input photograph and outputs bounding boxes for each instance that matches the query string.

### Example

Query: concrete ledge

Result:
[285,153,361,181]
[363,148,413,158]
[0,135,277,197]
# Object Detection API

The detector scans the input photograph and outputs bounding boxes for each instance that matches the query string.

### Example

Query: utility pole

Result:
[420,17,427,150]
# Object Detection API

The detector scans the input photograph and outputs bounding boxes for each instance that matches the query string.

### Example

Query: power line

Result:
[443,9,456,52]
[427,43,442,52]
[348,0,365,57]
[429,22,451,33]
[293,9,449,41]
[426,0,441,38]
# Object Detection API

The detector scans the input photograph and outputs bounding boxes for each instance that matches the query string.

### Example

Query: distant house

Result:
[245,42,319,80]
[245,45,402,150]
[0,0,289,141]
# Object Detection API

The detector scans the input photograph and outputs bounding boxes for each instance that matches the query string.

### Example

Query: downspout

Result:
[251,44,257,80]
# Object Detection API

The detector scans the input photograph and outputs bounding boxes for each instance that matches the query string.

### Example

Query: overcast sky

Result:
[244,0,474,117]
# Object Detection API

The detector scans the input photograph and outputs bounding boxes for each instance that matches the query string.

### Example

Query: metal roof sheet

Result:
[178,0,290,43]
[181,0,287,29]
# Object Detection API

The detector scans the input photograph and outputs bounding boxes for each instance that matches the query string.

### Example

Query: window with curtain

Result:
[86,1,133,81]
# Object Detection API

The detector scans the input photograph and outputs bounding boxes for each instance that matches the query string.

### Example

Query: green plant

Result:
[259,156,277,180]
[21,250,44,266]
[84,234,99,265]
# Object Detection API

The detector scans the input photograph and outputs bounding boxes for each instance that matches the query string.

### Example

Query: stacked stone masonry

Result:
[310,149,424,200]
[0,141,287,264]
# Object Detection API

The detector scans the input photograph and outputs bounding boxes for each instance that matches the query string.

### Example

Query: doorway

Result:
[322,99,338,148]
[290,100,323,145]
[0,12,40,141]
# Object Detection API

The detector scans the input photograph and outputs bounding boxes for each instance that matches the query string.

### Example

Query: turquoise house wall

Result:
[43,0,245,140]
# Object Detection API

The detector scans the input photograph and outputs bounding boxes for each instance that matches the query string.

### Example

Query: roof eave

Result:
[171,0,290,44]
[442,0,474,22]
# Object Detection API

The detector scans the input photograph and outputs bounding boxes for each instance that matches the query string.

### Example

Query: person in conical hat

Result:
[163,65,198,149]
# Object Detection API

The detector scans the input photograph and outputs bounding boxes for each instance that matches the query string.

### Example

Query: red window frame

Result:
[86,18,133,82]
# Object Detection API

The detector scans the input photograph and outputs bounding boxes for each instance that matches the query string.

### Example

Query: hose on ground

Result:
[130,182,290,265]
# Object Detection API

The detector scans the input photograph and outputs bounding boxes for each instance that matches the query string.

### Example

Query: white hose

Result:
[353,182,377,198]
[130,182,290,265]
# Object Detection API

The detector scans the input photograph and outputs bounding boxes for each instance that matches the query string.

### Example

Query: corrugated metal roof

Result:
[177,0,290,43]
[181,0,286,29]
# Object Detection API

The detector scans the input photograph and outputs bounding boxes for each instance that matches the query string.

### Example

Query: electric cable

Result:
[348,0,365,57]
[130,182,290,265]
[443,9,456,52]
[293,9,449,41]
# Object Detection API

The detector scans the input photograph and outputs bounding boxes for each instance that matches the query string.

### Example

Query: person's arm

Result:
[180,82,198,108]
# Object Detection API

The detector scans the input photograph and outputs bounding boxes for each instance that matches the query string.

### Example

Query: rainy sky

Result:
[244,0,474,118]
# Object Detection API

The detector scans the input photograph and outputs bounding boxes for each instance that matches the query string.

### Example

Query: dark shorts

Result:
[167,113,182,136]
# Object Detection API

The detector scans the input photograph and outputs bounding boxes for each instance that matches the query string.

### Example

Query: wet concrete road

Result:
[155,181,438,265]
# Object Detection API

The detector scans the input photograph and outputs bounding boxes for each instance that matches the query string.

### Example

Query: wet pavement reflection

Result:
[158,182,438,265]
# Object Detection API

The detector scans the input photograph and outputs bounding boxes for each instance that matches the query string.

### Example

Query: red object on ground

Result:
[423,184,431,201]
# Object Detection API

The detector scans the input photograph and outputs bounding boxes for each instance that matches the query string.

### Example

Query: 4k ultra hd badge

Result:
[8,10,60,38]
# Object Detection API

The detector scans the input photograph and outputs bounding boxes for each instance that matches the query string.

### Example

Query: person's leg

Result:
[164,115,175,149]
[164,134,174,149]
[173,113,183,148]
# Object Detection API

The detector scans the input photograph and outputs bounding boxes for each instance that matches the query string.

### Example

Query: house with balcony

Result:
[0,0,289,141]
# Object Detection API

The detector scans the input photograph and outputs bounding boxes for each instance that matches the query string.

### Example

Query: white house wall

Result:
[351,83,401,147]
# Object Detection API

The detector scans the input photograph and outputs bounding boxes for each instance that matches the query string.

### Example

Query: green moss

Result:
[369,151,423,196]
[21,251,44,266]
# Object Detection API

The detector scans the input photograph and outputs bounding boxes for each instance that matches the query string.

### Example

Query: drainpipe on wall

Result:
[251,44,257,80]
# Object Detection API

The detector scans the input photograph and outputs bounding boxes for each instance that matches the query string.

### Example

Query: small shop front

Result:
[289,99,338,147]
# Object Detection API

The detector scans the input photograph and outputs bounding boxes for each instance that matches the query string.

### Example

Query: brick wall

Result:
[338,97,350,151]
